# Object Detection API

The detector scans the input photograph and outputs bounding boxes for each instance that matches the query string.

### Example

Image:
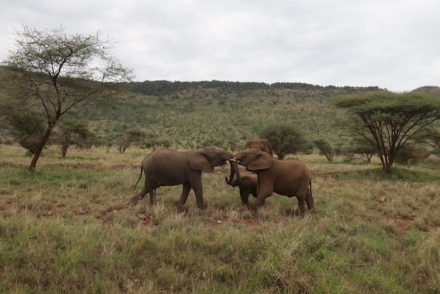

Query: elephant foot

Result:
[249,204,259,212]
[197,203,208,210]
[130,196,140,206]
[177,205,189,213]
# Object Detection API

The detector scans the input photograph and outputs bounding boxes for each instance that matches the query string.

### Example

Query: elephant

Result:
[225,160,258,206]
[226,138,273,198]
[130,146,233,209]
[232,149,314,214]
[244,138,273,157]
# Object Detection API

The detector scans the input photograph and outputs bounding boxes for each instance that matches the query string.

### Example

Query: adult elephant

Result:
[131,146,233,209]
[244,138,273,157]
[225,138,273,204]
[232,149,313,214]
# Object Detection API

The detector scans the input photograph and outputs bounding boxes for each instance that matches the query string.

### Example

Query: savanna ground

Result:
[0,145,439,293]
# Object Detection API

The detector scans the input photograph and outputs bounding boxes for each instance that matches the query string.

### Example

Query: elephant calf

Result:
[225,160,258,206]
[131,146,233,209]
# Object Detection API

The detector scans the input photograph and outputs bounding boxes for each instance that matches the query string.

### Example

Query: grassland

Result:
[0,145,439,293]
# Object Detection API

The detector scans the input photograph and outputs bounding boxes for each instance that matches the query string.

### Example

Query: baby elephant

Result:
[131,146,233,209]
[225,171,258,206]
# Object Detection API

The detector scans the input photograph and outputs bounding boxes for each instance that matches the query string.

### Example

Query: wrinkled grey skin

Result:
[131,146,233,209]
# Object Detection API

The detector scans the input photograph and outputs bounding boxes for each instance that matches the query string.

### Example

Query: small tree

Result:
[314,139,334,162]
[53,119,94,158]
[118,128,146,153]
[415,128,440,155]
[348,136,376,163]
[260,124,307,159]
[4,27,131,171]
[334,92,440,172]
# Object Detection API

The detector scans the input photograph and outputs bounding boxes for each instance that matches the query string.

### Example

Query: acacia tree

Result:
[117,128,146,153]
[314,139,334,162]
[53,119,94,158]
[260,124,307,159]
[345,136,376,163]
[5,27,131,171]
[334,92,440,172]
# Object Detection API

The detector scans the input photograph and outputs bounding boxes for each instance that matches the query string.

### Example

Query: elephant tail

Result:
[133,167,144,191]
[306,180,314,210]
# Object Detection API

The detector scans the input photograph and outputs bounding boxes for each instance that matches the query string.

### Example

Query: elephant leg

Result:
[149,189,157,206]
[305,191,314,211]
[253,184,273,210]
[253,191,272,210]
[189,174,206,209]
[240,188,250,206]
[297,197,306,216]
[178,183,191,210]
[131,184,149,205]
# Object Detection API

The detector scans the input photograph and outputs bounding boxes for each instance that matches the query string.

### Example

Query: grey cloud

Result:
[0,0,439,90]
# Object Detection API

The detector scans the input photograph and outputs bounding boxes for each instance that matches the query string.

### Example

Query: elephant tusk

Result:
[229,159,237,162]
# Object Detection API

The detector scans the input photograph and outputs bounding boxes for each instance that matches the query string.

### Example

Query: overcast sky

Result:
[0,0,439,91]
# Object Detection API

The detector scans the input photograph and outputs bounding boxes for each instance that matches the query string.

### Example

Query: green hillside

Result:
[69,82,381,149]
[0,66,381,148]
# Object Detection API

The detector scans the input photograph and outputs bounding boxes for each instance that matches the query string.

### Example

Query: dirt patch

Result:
[44,162,99,169]
[242,218,260,226]
[311,170,355,177]
[137,213,152,225]
[74,208,89,216]
[394,217,414,234]
[109,164,138,170]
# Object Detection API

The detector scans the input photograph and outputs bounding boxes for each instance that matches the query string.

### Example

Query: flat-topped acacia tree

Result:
[334,91,440,172]
[5,27,132,171]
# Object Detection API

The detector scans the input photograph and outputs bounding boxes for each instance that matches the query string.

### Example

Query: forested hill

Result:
[0,66,384,149]
[72,80,380,149]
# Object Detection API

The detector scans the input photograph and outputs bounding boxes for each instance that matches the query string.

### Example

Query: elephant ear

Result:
[190,152,214,173]
[247,152,272,171]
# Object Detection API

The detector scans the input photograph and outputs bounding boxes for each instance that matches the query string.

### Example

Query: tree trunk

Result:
[29,126,54,172]
[61,144,69,158]
[325,154,333,162]
[365,153,372,163]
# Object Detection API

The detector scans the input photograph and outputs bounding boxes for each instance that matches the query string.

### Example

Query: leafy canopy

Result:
[334,91,440,171]
[260,124,308,159]
[3,26,131,171]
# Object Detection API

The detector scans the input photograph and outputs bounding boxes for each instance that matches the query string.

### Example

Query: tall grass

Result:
[0,145,439,293]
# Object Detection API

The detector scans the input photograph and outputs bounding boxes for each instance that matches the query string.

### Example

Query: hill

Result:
[0,66,381,148]
[411,86,440,97]
[70,81,380,149]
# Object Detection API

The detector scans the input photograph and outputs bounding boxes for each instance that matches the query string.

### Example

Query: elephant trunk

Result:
[226,159,242,185]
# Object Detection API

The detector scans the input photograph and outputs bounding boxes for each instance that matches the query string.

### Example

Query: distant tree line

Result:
[129,80,380,97]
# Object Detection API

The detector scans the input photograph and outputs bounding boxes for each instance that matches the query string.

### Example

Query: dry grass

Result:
[0,145,439,293]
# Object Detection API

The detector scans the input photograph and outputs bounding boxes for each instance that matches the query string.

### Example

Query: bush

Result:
[6,111,46,155]
[395,145,431,165]
[260,125,308,159]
